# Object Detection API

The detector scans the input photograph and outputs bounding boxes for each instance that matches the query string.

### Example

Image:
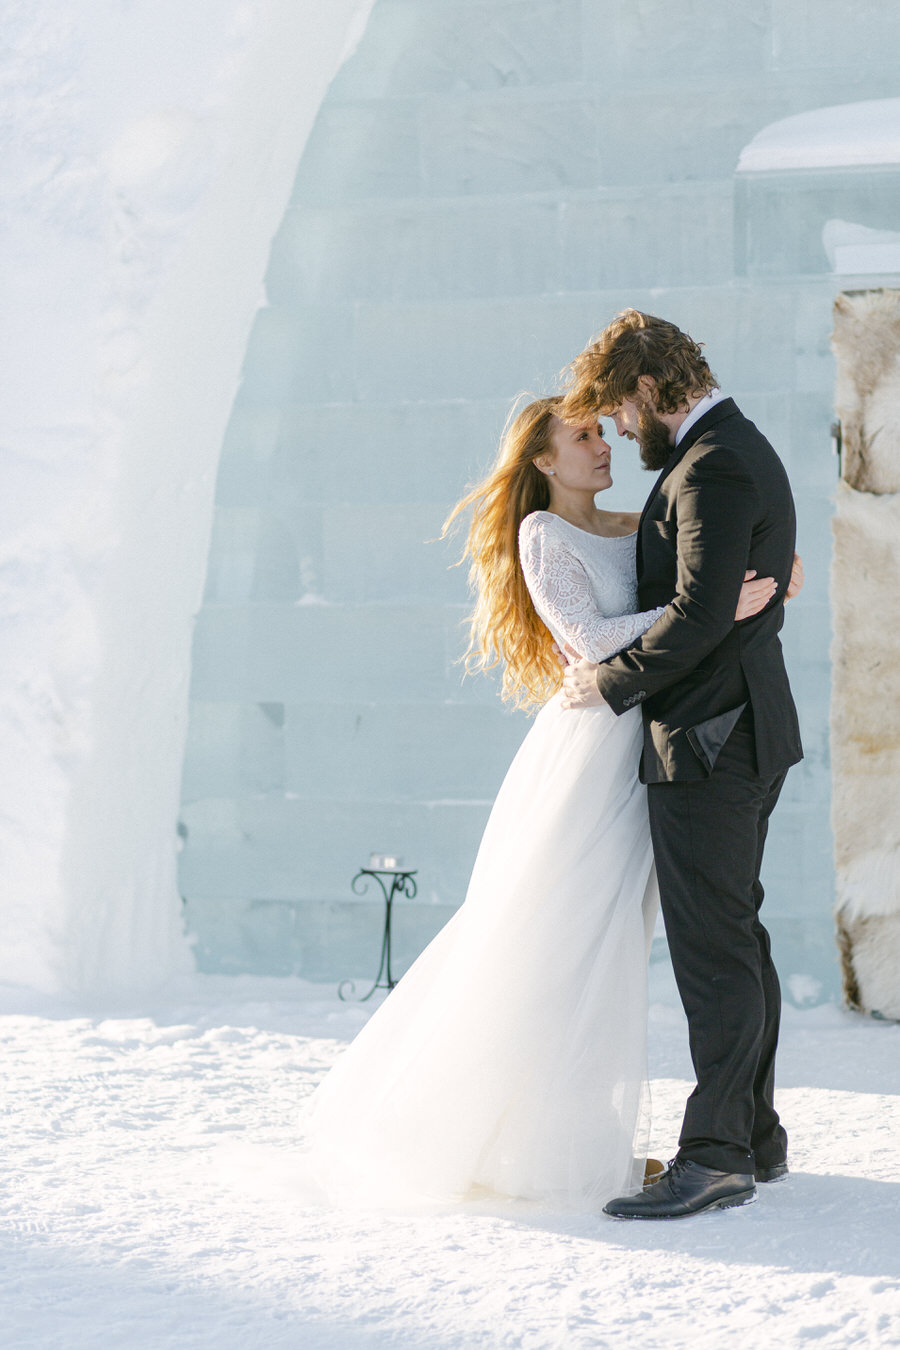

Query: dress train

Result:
[302,696,657,1212]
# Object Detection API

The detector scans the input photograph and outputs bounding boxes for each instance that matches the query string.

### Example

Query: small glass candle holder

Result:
[368,852,402,870]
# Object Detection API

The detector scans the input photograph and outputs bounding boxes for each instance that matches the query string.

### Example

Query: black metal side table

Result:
[339,867,418,1002]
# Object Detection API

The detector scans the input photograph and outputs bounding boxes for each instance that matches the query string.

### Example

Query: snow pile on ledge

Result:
[823,219,900,275]
[737,98,900,173]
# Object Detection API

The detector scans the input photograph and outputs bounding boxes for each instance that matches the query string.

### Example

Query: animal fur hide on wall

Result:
[831,290,900,1020]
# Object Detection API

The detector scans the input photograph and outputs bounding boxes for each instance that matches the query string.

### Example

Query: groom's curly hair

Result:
[560,309,717,422]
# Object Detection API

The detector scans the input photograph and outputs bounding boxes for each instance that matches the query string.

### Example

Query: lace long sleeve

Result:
[519,514,666,662]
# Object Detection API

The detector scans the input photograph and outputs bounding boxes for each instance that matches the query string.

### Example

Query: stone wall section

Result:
[831,291,900,1018]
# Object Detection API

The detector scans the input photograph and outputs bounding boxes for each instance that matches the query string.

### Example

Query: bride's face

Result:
[544,417,613,492]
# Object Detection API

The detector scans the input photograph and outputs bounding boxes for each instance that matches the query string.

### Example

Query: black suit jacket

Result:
[595,399,803,783]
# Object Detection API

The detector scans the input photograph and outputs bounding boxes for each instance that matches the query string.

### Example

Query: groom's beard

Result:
[636,403,675,470]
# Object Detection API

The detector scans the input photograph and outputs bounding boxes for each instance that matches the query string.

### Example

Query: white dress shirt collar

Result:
[674,388,729,447]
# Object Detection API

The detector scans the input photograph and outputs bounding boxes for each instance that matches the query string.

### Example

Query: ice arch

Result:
[0,0,374,996]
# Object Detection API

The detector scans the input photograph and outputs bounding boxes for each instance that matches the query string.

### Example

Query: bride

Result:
[301,396,779,1211]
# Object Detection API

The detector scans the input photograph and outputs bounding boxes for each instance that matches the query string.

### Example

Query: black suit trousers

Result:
[646,713,790,1174]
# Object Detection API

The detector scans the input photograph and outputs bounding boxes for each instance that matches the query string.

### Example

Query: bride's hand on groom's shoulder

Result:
[560,644,606,710]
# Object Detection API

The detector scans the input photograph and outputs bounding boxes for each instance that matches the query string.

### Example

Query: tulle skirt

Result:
[302,696,657,1212]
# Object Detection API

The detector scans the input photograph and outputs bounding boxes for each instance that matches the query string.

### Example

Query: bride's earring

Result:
[547,470,556,476]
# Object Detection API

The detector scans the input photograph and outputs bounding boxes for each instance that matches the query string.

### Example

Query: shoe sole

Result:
[605,1188,758,1220]
[756,1170,789,1185]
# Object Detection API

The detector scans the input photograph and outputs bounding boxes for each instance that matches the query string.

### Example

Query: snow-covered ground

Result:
[3,971,898,1350]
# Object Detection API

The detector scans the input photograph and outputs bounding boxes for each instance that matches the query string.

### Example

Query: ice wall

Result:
[180,0,900,997]
[0,0,374,995]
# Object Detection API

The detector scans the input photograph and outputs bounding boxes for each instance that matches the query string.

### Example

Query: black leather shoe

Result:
[604,1159,756,1219]
[653,1157,789,1186]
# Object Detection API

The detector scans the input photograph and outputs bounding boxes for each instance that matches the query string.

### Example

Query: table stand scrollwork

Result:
[339,867,418,1002]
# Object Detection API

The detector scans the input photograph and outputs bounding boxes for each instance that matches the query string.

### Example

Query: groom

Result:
[559,310,803,1219]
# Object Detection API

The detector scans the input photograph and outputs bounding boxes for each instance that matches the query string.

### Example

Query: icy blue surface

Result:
[179,0,900,997]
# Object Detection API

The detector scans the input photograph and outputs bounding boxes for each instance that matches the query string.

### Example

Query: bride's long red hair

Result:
[442,396,563,711]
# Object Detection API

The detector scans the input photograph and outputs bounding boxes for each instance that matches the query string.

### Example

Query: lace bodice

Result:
[518,511,666,663]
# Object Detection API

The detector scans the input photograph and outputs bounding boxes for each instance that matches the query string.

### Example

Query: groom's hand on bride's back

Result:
[560,644,606,710]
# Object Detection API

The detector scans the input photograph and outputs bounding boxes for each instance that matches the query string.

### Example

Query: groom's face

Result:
[609,393,673,471]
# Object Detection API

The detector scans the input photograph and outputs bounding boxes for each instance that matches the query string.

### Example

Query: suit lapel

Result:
[635,399,740,576]
[635,461,671,575]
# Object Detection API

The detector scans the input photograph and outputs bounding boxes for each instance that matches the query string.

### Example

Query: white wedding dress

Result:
[301,511,667,1212]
